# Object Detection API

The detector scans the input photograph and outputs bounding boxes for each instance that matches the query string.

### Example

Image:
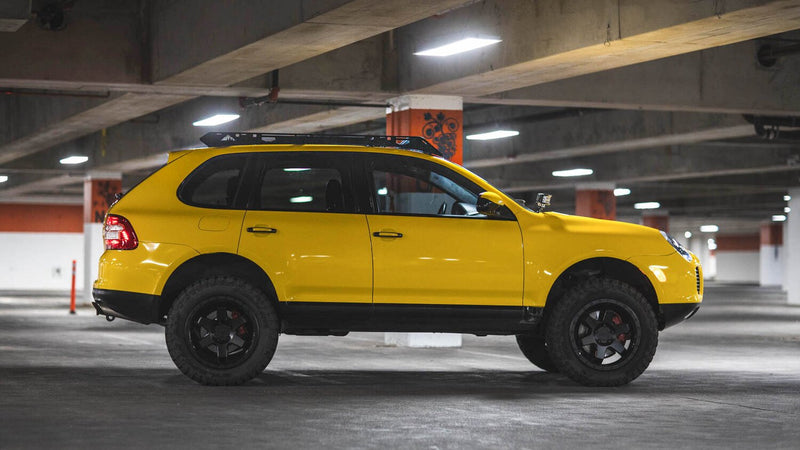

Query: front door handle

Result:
[373,231,403,238]
[247,226,277,234]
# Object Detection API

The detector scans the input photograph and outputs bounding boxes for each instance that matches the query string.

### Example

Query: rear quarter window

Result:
[178,154,248,209]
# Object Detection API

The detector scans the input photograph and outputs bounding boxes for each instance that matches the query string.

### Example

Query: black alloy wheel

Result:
[546,278,658,387]
[166,276,279,385]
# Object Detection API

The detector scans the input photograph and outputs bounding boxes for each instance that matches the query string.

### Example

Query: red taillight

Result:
[104,214,138,250]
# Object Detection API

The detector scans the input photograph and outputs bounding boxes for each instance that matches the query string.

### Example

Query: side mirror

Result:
[477,191,505,216]
[534,192,552,213]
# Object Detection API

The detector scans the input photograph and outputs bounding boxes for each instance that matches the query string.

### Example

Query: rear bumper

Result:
[92,288,162,325]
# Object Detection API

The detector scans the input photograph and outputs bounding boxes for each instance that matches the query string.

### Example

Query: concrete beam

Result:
[477,36,800,116]
[463,110,754,169]
[403,0,800,97]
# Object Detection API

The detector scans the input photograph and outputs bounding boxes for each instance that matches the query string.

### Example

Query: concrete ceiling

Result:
[1,0,800,235]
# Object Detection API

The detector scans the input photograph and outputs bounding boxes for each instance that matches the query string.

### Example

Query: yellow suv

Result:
[93,133,702,387]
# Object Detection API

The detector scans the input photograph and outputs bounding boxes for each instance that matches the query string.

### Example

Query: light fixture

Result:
[289,195,313,204]
[377,187,388,195]
[0,175,7,183]
[700,225,719,233]
[414,38,502,57]
[283,168,310,172]
[707,238,717,250]
[634,202,660,210]
[773,215,787,222]
[785,195,792,202]
[552,168,593,177]
[192,114,240,127]
[614,188,631,197]
[466,130,519,140]
[785,207,791,213]
[59,156,89,165]
[684,231,692,239]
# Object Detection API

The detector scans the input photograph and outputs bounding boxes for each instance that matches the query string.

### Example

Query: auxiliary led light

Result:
[414,38,502,57]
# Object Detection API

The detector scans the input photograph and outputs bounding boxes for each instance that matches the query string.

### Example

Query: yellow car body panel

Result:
[95,242,199,296]
[93,143,701,314]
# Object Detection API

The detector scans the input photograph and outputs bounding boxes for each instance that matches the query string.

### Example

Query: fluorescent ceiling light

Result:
[552,168,593,177]
[466,130,519,140]
[634,202,660,210]
[684,231,692,239]
[0,175,7,183]
[614,188,631,197]
[283,168,310,172]
[289,195,313,204]
[59,156,88,165]
[785,195,792,201]
[773,215,787,222]
[700,225,719,233]
[785,207,791,213]
[414,38,502,57]
[192,114,240,127]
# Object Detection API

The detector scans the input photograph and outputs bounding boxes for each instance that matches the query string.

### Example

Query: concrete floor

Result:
[0,283,798,449]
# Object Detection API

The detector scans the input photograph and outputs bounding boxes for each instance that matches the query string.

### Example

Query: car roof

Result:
[199,132,443,158]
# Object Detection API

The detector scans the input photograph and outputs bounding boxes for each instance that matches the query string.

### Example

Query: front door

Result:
[364,154,524,313]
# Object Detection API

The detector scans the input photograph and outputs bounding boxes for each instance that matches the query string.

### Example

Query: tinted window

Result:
[370,155,483,217]
[179,154,247,209]
[253,153,353,213]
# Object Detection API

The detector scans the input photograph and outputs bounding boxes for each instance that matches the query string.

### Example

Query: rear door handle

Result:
[373,231,403,238]
[247,226,277,234]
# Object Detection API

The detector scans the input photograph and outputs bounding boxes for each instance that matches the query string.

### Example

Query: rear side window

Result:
[253,153,354,213]
[178,154,248,209]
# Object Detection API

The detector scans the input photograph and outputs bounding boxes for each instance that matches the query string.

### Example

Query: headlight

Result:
[660,231,694,262]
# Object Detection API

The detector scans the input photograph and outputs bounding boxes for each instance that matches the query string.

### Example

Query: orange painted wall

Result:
[386,109,463,164]
[760,223,783,246]
[575,189,616,220]
[716,234,760,252]
[0,203,83,233]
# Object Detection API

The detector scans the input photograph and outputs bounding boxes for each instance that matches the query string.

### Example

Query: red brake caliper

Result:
[232,311,247,336]
[612,314,626,342]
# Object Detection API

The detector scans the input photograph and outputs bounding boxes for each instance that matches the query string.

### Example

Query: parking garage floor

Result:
[1,283,798,449]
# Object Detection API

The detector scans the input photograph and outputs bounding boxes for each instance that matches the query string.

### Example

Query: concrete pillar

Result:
[786,188,800,304]
[715,234,760,284]
[83,171,122,302]
[759,223,783,287]
[384,95,463,348]
[575,183,615,220]
[386,95,463,164]
[641,213,669,233]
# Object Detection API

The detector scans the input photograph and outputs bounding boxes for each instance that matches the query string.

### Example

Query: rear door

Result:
[238,152,372,317]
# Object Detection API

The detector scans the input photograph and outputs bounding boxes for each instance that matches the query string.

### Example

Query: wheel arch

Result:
[544,257,663,329]
[159,252,278,319]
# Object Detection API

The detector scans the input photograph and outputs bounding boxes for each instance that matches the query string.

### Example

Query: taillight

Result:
[104,214,138,250]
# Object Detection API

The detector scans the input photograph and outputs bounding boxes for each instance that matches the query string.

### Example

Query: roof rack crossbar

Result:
[199,132,443,157]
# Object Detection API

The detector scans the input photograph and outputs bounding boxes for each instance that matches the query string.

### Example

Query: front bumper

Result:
[92,288,162,325]
[661,302,701,329]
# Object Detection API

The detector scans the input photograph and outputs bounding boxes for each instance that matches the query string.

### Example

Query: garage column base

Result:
[384,332,462,348]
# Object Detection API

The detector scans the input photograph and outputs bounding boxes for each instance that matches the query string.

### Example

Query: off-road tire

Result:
[165,276,279,385]
[545,278,658,387]
[515,334,559,373]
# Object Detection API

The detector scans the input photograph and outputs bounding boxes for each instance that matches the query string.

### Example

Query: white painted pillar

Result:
[385,94,464,348]
[759,223,783,287]
[785,188,800,304]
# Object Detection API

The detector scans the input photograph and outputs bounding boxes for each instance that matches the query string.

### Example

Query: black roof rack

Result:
[199,132,443,157]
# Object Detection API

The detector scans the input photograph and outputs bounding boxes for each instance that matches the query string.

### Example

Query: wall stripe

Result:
[0,203,83,233]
